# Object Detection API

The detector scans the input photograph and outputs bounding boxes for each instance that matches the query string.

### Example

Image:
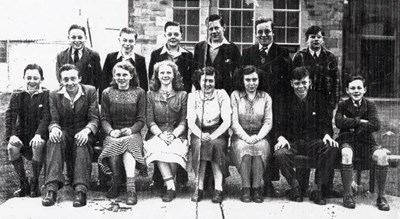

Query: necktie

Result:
[260,47,268,58]
[74,49,79,63]
[313,53,318,60]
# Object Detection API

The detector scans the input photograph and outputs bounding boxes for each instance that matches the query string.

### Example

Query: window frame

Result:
[172,0,201,47]
[272,0,301,46]
[0,40,7,63]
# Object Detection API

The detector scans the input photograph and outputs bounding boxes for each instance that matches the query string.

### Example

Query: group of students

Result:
[4,14,391,212]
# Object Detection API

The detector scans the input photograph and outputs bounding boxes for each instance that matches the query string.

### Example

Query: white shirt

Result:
[309,48,321,57]
[258,43,272,54]
[117,50,136,61]
[57,84,84,109]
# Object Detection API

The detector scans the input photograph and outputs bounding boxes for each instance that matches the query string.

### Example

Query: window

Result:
[219,0,254,51]
[173,0,200,49]
[0,41,7,63]
[273,0,300,45]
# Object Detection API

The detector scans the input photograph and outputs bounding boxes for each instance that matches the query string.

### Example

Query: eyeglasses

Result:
[70,36,84,40]
[121,38,135,44]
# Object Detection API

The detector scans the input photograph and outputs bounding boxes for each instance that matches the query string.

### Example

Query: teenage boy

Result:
[335,75,390,211]
[56,24,101,88]
[5,64,50,198]
[273,67,339,205]
[42,64,99,207]
[193,14,241,94]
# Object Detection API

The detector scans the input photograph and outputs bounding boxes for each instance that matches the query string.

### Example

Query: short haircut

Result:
[233,65,268,92]
[119,27,138,40]
[192,66,221,90]
[111,61,139,88]
[255,17,274,31]
[291,67,310,80]
[24,64,44,80]
[305,25,325,41]
[345,74,366,88]
[59,64,80,77]
[206,14,225,27]
[150,60,184,91]
[68,24,86,35]
[164,21,183,33]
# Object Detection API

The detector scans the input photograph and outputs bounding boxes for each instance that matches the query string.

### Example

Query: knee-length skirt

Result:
[230,135,271,170]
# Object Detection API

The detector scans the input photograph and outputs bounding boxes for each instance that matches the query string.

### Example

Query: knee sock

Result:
[375,165,388,198]
[126,177,136,193]
[164,177,175,191]
[341,164,353,196]
[75,184,87,193]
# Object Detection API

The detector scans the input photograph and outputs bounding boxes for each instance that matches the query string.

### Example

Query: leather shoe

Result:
[376,197,390,211]
[240,188,251,203]
[126,191,138,205]
[343,195,356,209]
[162,189,176,202]
[212,190,223,203]
[13,181,30,197]
[106,185,120,199]
[310,190,326,205]
[42,191,57,207]
[289,187,303,202]
[252,188,263,203]
[73,192,87,207]
[191,189,203,202]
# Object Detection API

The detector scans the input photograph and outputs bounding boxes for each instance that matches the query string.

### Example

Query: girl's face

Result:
[243,72,259,93]
[158,64,174,86]
[113,67,132,90]
[200,74,215,95]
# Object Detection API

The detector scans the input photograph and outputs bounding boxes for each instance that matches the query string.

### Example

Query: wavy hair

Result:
[110,61,139,88]
[233,65,268,92]
[149,60,184,91]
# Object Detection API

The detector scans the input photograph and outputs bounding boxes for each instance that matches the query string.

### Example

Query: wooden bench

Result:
[294,154,400,193]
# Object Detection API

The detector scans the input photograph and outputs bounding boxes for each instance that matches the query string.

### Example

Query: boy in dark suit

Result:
[56,24,101,88]
[273,67,339,205]
[42,64,99,207]
[193,14,241,94]
[100,27,148,101]
[335,75,390,211]
[6,64,50,198]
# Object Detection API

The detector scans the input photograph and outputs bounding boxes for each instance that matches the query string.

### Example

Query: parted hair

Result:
[291,66,310,80]
[192,66,222,90]
[59,64,80,77]
[345,74,366,88]
[255,17,274,31]
[119,27,138,40]
[233,65,268,92]
[24,63,44,80]
[111,61,139,88]
[68,24,86,35]
[150,60,184,91]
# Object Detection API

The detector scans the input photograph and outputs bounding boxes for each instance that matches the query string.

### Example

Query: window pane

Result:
[186,26,199,41]
[287,0,299,9]
[187,0,199,7]
[273,0,285,9]
[219,0,229,8]
[219,10,230,27]
[243,0,254,8]
[174,10,186,25]
[242,27,253,43]
[232,0,241,8]
[273,12,286,27]
[274,28,286,43]
[242,11,253,27]
[224,28,230,41]
[287,28,299,43]
[187,10,199,25]
[287,12,299,27]
[181,26,187,40]
[231,27,242,42]
[173,0,185,7]
[231,11,242,26]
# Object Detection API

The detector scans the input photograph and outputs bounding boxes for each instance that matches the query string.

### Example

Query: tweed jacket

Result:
[56,46,102,88]
[48,84,99,135]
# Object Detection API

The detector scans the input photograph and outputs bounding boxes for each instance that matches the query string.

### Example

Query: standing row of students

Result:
[4,14,390,211]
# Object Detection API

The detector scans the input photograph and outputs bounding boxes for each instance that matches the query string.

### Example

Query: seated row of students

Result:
[5,61,391,212]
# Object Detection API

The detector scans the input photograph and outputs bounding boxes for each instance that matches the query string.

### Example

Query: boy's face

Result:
[68,28,86,50]
[24,69,42,91]
[346,79,366,102]
[306,31,324,51]
[208,20,225,43]
[165,25,182,48]
[119,33,136,54]
[256,21,274,47]
[291,75,311,99]
[60,69,81,93]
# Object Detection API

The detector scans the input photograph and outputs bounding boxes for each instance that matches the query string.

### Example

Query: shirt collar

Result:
[160,44,188,56]
[309,48,321,57]
[208,37,230,50]
[238,90,264,99]
[22,85,43,96]
[57,84,84,103]
[71,47,83,56]
[352,99,363,107]
[199,89,217,101]
[117,50,135,61]
[259,43,272,52]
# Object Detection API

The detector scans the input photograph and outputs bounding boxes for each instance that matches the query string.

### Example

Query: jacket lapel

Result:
[73,85,86,113]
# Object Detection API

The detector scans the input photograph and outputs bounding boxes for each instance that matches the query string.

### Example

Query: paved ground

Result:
[0,190,399,219]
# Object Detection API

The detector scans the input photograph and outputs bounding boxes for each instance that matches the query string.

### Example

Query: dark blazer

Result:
[274,90,333,144]
[242,43,293,98]
[100,51,148,101]
[56,47,101,88]
[292,47,339,110]
[335,98,380,148]
[193,40,241,94]
[148,46,194,93]
[49,84,99,135]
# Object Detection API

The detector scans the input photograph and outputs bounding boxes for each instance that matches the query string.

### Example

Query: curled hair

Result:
[255,17,274,31]
[24,63,44,80]
[233,65,267,92]
[345,74,366,88]
[305,25,325,41]
[192,66,221,90]
[68,24,86,35]
[150,60,184,91]
[59,64,80,77]
[291,67,310,80]
[119,27,138,40]
[111,61,139,88]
